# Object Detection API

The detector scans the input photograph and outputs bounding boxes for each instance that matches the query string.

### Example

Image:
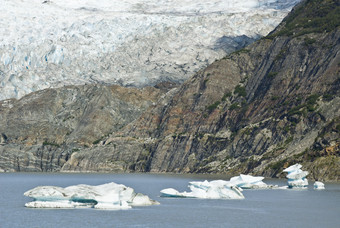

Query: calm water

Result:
[0,173,339,228]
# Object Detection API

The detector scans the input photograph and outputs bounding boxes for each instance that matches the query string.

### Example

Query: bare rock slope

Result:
[64,0,340,181]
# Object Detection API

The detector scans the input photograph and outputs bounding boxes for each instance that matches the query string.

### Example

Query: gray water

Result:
[0,173,339,228]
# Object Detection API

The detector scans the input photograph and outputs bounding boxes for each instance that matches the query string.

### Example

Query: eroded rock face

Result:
[0,84,165,172]
[62,0,340,181]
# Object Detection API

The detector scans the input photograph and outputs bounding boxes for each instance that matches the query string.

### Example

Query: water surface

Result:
[0,173,339,227]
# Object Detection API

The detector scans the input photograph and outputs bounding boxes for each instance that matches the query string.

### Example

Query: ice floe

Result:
[283,163,309,189]
[161,180,244,199]
[229,174,276,189]
[24,182,159,209]
[314,181,325,190]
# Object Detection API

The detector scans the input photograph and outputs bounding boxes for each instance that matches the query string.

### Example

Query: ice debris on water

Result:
[161,180,244,199]
[283,163,309,189]
[314,181,325,190]
[24,182,159,209]
[229,174,277,189]
[160,173,280,199]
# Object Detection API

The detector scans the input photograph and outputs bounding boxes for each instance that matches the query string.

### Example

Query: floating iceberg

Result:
[314,181,325,190]
[24,182,159,209]
[229,174,274,189]
[283,164,308,189]
[160,180,244,199]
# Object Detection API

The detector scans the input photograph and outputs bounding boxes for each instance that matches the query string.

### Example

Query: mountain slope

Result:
[64,0,340,181]
[0,0,339,181]
[0,84,165,172]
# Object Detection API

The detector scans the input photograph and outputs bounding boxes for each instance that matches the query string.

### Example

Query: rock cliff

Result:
[67,0,339,181]
[0,0,339,181]
[0,84,167,172]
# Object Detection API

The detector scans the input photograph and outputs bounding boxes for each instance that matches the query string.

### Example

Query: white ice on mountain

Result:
[24,182,159,209]
[160,180,244,199]
[283,163,309,189]
[0,0,300,100]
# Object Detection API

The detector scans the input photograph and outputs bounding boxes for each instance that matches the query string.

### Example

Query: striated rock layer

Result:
[0,0,339,181]
[0,84,169,172]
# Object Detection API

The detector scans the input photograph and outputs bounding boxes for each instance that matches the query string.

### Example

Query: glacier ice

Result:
[24,182,159,209]
[283,164,309,189]
[314,181,325,190]
[0,0,300,100]
[160,180,244,199]
[229,174,275,189]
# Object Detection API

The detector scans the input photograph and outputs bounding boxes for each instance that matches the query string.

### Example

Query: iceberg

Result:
[229,174,274,189]
[160,180,244,199]
[283,164,309,189]
[314,181,325,190]
[24,182,159,209]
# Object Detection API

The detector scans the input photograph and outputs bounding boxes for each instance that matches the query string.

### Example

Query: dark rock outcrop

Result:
[0,84,164,172]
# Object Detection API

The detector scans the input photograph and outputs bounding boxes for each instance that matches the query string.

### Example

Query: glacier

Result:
[160,180,244,199]
[283,164,309,189]
[24,182,159,209]
[0,0,300,100]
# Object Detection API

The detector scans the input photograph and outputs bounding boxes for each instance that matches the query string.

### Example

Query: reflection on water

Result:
[0,173,339,228]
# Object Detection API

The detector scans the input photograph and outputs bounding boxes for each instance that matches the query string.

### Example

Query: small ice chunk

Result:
[24,182,159,209]
[314,181,325,190]
[283,164,302,173]
[229,174,271,189]
[160,180,244,199]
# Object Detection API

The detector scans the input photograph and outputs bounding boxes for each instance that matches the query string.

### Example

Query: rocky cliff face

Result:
[0,84,167,172]
[63,0,340,181]
[1,0,339,181]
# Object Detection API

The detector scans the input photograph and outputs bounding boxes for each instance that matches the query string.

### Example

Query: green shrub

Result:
[234,85,246,97]
[267,0,340,38]
[43,141,60,147]
[92,139,101,145]
[267,72,278,78]
[304,37,316,46]
[229,103,240,110]
[221,92,232,101]
[207,101,221,113]
[270,96,278,101]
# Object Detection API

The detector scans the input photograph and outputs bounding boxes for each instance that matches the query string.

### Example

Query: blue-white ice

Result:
[229,174,276,189]
[24,182,159,209]
[314,181,325,190]
[161,180,244,199]
[283,164,309,189]
[160,173,281,199]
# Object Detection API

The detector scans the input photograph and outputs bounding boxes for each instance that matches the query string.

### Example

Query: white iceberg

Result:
[229,174,274,189]
[160,180,244,199]
[24,182,159,209]
[283,164,309,189]
[314,181,325,190]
